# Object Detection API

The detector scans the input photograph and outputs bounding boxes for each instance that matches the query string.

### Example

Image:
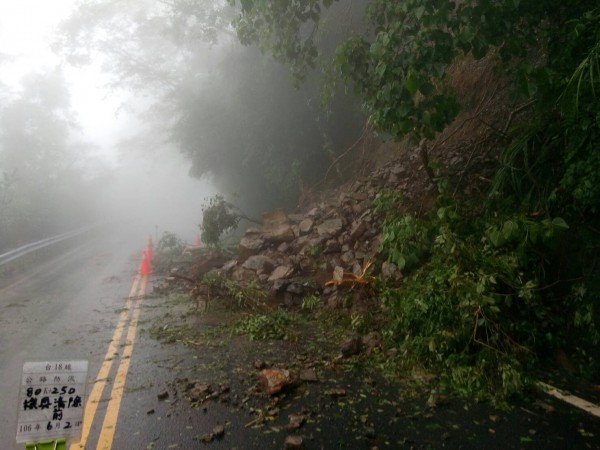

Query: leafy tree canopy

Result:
[228,1,596,140]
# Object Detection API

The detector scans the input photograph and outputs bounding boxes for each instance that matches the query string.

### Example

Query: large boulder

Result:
[238,231,265,263]
[242,255,276,273]
[349,220,368,241]
[258,368,295,395]
[298,218,314,235]
[262,209,295,243]
[190,250,229,279]
[317,218,344,237]
[268,265,294,282]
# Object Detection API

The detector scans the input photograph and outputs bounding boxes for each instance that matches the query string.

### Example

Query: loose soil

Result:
[139,290,600,449]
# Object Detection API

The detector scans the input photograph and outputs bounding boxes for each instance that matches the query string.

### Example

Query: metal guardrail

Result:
[0,224,102,267]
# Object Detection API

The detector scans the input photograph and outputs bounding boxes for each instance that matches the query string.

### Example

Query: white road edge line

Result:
[538,381,600,418]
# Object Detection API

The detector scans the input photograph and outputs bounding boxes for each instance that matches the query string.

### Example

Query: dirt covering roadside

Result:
[141,50,600,446]
[140,284,600,449]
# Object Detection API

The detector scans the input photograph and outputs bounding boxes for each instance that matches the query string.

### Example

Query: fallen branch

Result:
[325,259,375,287]
[169,273,198,284]
[502,99,536,136]
[323,118,372,184]
[245,410,266,428]
[429,83,499,155]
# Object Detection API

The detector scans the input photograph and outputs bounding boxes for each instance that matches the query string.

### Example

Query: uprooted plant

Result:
[201,271,267,310]
[153,231,186,273]
[200,194,260,247]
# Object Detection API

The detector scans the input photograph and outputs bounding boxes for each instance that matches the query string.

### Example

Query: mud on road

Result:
[134,289,600,450]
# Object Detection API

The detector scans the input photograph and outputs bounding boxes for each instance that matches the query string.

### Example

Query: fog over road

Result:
[0,227,135,445]
[0,226,173,448]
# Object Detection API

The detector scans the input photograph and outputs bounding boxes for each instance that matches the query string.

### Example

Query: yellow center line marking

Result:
[70,275,141,450]
[96,274,147,450]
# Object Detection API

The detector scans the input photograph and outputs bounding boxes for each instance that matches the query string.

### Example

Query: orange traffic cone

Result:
[139,251,151,275]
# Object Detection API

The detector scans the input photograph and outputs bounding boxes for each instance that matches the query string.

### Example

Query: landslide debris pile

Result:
[157,154,431,312]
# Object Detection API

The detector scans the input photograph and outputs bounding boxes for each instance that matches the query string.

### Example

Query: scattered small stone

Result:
[284,434,303,450]
[534,400,556,413]
[426,392,449,408]
[242,255,276,273]
[200,433,213,443]
[212,424,225,438]
[262,209,295,243]
[332,266,344,282]
[381,261,402,281]
[299,368,318,382]
[317,218,343,236]
[286,414,306,430]
[259,368,295,395]
[362,331,382,354]
[269,265,294,282]
[147,409,155,415]
[340,334,361,357]
[323,239,341,253]
[350,221,368,241]
[363,425,376,438]
[325,388,347,398]
[299,218,314,234]
[157,391,169,401]
[189,383,211,402]
[286,281,305,295]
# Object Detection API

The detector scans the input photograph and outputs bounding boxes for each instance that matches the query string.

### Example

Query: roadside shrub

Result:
[153,231,186,272]
[380,201,599,402]
[200,195,241,247]
[202,272,267,309]
[234,310,295,341]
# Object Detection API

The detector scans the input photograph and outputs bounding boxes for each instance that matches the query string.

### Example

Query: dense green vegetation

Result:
[229,0,600,400]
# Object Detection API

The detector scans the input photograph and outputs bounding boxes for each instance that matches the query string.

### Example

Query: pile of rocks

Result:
[203,159,422,310]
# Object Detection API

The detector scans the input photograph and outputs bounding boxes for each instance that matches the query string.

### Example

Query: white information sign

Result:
[16,360,88,443]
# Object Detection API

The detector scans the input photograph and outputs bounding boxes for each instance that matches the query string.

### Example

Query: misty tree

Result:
[200,194,260,246]
[0,170,20,252]
[0,70,97,248]
[57,0,365,213]
[170,46,348,209]
[57,0,236,91]
[228,0,342,85]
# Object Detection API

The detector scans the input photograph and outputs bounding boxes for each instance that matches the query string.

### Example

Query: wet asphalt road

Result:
[0,226,150,449]
[0,226,268,450]
[1,226,600,450]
